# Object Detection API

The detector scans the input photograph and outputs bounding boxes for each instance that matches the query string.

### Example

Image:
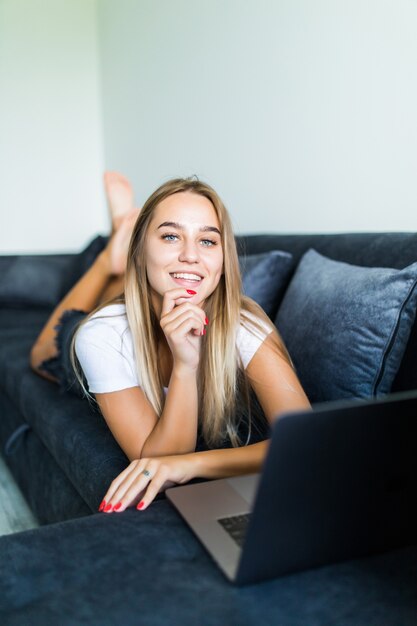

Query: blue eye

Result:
[201,239,217,247]
[162,234,178,242]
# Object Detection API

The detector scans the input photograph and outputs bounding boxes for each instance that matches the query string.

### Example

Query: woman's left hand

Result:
[98,454,195,513]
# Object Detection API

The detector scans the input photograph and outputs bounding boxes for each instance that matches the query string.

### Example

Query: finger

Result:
[99,460,140,512]
[104,469,150,513]
[110,477,147,512]
[161,300,205,323]
[160,288,197,317]
[166,316,206,342]
[113,465,157,511]
[161,304,207,337]
[162,308,205,335]
[136,467,169,511]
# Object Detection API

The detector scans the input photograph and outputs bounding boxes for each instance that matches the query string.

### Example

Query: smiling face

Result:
[144,191,224,314]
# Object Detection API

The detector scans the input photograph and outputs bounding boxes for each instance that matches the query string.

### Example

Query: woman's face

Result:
[144,191,224,314]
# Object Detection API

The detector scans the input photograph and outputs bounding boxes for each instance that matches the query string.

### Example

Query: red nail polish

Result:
[98,500,106,512]
[104,503,112,512]
[137,501,145,510]
[113,502,122,511]
[205,317,209,325]
[186,289,196,295]
[202,328,206,335]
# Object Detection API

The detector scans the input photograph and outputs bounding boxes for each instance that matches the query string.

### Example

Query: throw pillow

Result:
[239,251,294,319]
[275,249,417,403]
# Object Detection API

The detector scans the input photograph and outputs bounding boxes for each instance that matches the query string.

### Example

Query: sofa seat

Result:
[0,502,416,626]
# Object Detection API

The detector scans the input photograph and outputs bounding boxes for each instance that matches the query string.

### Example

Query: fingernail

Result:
[186,289,196,295]
[137,501,145,510]
[202,328,206,335]
[98,500,106,512]
[113,502,122,511]
[205,317,209,325]
[104,503,112,512]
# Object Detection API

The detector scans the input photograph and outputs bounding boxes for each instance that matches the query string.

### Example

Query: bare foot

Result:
[103,208,139,276]
[104,171,135,231]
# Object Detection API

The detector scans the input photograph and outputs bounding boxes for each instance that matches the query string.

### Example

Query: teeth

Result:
[172,273,202,281]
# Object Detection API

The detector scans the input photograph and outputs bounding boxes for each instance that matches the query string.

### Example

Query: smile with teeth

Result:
[171,272,202,282]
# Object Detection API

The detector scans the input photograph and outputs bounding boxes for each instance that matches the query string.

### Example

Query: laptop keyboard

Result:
[217,513,251,547]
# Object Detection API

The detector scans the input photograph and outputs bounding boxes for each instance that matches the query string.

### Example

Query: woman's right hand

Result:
[159,288,208,372]
[99,453,196,513]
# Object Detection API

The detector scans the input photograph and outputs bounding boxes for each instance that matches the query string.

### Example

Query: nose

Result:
[178,239,200,264]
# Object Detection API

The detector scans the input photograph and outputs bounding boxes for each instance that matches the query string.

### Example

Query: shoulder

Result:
[74,303,139,393]
[76,303,129,345]
[85,302,128,326]
[75,303,132,359]
[237,309,274,369]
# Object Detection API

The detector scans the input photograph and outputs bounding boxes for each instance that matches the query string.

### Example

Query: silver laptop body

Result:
[166,391,417,585]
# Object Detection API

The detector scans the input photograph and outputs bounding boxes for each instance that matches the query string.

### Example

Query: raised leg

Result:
[30,172,140,382]
[104,171,136,232]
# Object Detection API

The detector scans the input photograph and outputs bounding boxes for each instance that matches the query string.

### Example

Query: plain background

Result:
[1,0,417,253]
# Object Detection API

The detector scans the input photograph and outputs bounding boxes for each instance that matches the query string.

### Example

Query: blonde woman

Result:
[31,173,310,514]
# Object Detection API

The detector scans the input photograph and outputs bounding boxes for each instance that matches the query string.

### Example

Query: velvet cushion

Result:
[239,251,294,318]
[276,249,417,403]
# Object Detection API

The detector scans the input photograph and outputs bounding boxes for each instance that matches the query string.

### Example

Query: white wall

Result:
[0,0,106,254]
[2,1,416,254]
[98,0,417,234]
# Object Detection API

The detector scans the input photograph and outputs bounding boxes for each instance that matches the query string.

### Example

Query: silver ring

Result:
[142,469,151,478]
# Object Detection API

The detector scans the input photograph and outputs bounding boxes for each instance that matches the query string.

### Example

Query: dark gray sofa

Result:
[0,232,416,625]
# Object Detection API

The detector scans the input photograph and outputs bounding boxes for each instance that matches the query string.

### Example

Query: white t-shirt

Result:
[75,303,272,394]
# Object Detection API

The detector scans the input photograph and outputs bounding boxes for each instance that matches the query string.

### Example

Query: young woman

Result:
[30,173,310,514]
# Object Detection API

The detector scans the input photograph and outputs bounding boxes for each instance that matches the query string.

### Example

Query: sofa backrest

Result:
[236,232,417,394]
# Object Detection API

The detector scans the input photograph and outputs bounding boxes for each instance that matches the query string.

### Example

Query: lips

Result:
[170,272,203,287]
[171,272,202,281]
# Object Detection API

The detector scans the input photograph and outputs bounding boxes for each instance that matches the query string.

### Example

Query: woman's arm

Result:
[94,287,207,460]
[140,366,199,456]
[245,332,310,422]
[99,440,269,513]
[99,332,310,512]
[95,366,199,461]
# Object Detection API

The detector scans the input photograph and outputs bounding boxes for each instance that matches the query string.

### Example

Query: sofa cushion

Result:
[0,503,415,626]
[239,250,294,318]
[276,249,417,403]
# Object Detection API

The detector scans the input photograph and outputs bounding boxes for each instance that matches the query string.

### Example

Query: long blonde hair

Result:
[74,177,291,447]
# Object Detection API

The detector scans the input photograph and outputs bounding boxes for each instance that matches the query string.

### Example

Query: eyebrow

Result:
[157,221,221,235]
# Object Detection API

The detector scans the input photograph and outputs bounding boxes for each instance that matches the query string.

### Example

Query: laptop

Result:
[166,390,417,585]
